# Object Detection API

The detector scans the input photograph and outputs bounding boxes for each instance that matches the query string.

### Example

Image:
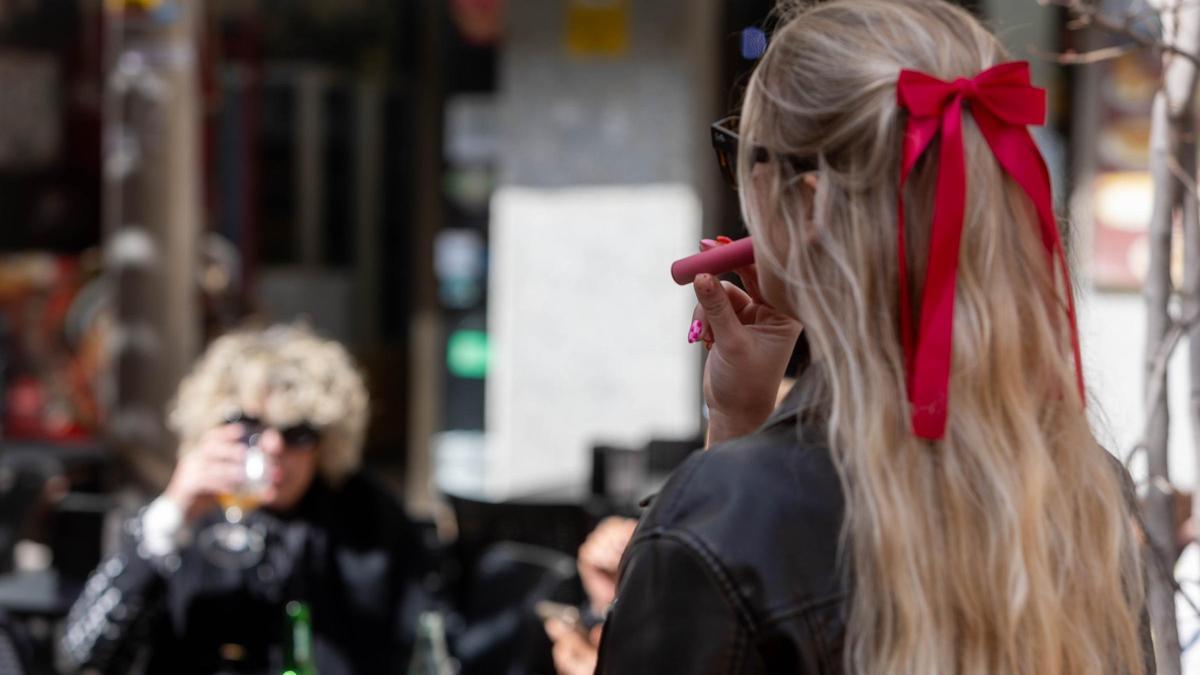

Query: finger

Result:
[692,285,752,343]
[198,465,248,493]
[544,618,570,642]
[687,316,705,345]
[618,518,637,538]
[689,306,716,349]
[597,530,625,554]
[733,263,764,303]
[691,305,707,340]
[602,536,626,557]
[202,458,250,483]
[699,282,755,345]
[204,441,248,462]
[597,531,627,557]
[589,550,621,575]
[700,281,753,338]
[194,455,246,482]
[206,424,246,443]
[582,535,607,558]
[692,274,743,344]
[557,630,590,658]
[599,516,625,530]
[552,640,591,675]
[551,641,573,672]
[598,517,633,538]
[199,466,246,492]
[720,281,755,316]
[601,540,626,564]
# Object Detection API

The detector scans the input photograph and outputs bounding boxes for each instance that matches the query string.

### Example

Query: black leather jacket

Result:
[60,473,434,674]
[595,393,1156,674]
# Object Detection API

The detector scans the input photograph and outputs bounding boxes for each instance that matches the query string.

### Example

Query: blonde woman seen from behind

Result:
[596,1,1153,673]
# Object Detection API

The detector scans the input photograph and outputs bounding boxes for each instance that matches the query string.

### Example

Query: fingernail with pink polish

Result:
[687,320,704,344]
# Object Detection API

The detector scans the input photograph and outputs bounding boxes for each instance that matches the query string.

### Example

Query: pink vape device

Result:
[670,236,755,285]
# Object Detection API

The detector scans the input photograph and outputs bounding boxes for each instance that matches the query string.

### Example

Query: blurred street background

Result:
[0,0,1196,672]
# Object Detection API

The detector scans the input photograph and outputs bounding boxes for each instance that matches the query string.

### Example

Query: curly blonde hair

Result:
[167,324,369,484]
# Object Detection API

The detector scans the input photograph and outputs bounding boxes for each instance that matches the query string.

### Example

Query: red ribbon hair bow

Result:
[895,61,1084,440]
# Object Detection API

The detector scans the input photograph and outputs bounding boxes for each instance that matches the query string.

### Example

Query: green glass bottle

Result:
[407,611,456,675]
[282,601,318,675]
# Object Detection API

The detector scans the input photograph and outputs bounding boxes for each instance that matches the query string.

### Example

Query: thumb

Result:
[693,274,742,340]
[544,618,569,641]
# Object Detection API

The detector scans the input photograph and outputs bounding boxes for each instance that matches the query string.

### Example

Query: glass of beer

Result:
[199,425,269,568]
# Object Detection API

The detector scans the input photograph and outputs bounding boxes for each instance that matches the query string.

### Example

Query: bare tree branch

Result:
[1124,303,1200,470]
[1129,303,1200,463]
[1040,0,1200,68]
[1030,43,1140,64]
[1169,153,1200,201]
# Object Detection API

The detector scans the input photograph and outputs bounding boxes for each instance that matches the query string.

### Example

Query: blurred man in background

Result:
[543,516,636,675]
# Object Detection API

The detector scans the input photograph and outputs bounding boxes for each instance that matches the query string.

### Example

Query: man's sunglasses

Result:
[710,115,817,190]
[225,411,321,449]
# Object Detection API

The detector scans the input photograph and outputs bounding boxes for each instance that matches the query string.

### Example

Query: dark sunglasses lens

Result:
[712,116,743,189]
[226,411,261,427]
[711,126,739,190]
[281,424,320,448]
[715,146,737,189]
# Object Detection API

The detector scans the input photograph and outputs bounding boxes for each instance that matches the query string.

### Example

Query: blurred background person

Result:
[541,516,635,675]
[60,324,436,674]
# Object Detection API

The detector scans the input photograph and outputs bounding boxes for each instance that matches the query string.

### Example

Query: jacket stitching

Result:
[619,530,848,674]
[801,607,835,675]
[646,528,760,636]
[730,621,746,674]
[759,593,845,628]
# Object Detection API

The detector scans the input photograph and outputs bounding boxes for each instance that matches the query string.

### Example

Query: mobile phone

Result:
[534,601,590,637]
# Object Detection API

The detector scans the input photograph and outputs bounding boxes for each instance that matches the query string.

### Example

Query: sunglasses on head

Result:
[225,411,321,449]
[710,115,818,190]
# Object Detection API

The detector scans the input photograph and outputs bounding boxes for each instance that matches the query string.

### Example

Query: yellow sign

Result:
[566,0,629,57]
[105,0,164,12]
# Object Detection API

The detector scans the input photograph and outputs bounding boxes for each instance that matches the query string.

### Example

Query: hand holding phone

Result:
[535,601,590,638]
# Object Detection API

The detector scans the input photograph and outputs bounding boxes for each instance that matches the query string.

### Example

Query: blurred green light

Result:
[447,330,489,379]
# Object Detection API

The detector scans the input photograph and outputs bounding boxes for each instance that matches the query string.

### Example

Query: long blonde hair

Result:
[739,1,1147,672]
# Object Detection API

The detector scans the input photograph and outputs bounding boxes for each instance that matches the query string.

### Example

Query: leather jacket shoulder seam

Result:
[801,603,839,674]
[758,593,845,629]
[627,526,761,636]
[731,619,749,674]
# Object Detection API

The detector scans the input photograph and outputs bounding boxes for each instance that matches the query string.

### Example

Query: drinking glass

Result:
[199,426,269,568]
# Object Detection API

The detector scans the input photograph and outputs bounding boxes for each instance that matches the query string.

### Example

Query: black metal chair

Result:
[451,541,581,675]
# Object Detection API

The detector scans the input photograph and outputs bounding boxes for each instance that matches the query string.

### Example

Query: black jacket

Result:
[595,393,1156,674]
[60,473,434,674]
